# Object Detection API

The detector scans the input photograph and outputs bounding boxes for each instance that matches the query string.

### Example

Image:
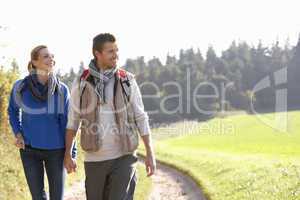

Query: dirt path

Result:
[147,161,206,200]
[64,180,85,200]
[64,161,206,200]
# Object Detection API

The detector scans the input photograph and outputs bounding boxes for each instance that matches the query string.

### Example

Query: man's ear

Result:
[94,50,102,59]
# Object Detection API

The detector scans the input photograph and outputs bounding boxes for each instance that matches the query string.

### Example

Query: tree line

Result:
[61,38,300,124]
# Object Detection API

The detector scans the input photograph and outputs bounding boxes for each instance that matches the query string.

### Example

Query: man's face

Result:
[95,42,119,68]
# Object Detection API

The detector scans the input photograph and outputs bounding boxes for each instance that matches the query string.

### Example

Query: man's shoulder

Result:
[78,67,136,81]
[80,68,90,80]
[117,68,135,79]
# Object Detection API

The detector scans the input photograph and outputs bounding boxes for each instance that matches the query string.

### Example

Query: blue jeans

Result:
[20,145,66,200]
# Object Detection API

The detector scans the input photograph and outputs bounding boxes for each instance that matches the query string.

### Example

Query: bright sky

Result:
[1,0,300,76]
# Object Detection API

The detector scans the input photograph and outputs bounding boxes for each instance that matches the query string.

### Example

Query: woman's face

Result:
[32,48,55,72]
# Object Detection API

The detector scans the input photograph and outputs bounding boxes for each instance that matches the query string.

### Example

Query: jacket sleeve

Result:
[130,78,151,136]
[60,83,77,158]
[7,80,23,136]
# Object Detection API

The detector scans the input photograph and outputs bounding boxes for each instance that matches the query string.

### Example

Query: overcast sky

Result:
[1,0,300,76]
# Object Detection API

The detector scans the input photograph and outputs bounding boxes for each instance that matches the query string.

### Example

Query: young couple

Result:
[8,33,156,200]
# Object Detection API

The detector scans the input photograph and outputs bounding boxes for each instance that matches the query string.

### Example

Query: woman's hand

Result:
[15,133,25,149]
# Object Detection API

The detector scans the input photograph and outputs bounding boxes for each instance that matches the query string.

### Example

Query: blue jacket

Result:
[8,78,76,156]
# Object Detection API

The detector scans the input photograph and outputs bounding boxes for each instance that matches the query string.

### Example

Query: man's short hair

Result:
[92,33,116,57]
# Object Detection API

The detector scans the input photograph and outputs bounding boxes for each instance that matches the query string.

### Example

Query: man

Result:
[64,33,156,200]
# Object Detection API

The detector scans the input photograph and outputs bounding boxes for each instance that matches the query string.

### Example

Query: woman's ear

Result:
[31,60,38,68]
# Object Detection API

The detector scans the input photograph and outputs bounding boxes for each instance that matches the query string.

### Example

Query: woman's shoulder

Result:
[58,81,70,94]
[12,78,26,91]
[14,78,25,85]
[59,81,68,90]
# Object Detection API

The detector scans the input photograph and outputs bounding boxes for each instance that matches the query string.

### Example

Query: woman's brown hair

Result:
[27,45,47,73]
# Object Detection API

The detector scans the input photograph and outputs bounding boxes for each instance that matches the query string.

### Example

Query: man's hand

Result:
[141,135,156,177]
[145,152,156,177]
[64,154,77,174]
[15,133,25,149]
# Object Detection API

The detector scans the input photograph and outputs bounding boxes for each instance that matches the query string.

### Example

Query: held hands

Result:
[64,154,77,174]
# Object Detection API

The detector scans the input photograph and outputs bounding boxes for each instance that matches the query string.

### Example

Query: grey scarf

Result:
[88,59,118,104]
[26,70,59,101]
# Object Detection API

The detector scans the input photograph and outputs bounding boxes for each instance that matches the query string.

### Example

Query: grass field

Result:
[140,111,300,200]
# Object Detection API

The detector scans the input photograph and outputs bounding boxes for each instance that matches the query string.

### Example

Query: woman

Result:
[7,45,76,200]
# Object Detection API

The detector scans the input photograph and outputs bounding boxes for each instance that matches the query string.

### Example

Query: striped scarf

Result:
[88,59,118,104]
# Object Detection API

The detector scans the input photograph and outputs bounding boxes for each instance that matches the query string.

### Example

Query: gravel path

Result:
[147,161,206,200]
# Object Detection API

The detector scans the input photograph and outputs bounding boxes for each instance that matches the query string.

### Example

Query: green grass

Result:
[0,134,31,200]
[140,111,300,200]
